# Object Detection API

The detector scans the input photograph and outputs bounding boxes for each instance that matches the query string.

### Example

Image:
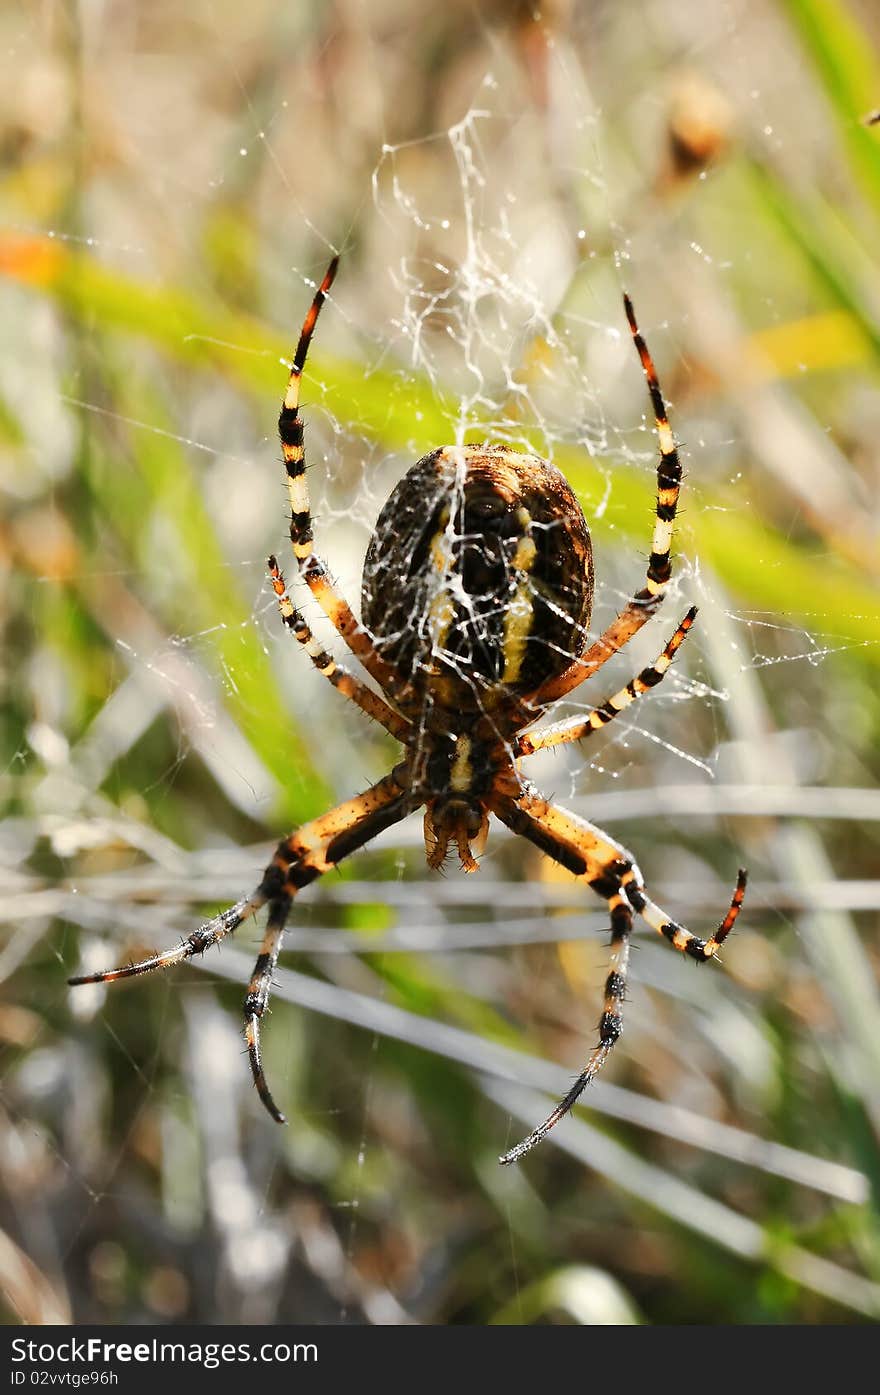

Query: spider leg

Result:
[490,788,746,1164]
[515,606,696,757]
[242,895,292,1122]
[70,769,418,1123]
[499,895,633,1166]
[267,555,410,741]
[243,768,416,1121]
[68,894,265,985]
[278,258,415,706]
[528,294,685,706]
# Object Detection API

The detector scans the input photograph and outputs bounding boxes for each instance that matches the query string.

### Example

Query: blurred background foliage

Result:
[2,0,880,1326]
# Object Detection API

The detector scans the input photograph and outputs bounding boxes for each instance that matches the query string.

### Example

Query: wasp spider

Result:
[71,258,747,1164]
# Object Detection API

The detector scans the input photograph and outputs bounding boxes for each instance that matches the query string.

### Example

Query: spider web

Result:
[281,98,755,805]
[3,0,880,1330]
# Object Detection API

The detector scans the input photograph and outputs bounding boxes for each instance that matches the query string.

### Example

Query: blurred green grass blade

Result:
[490,1079,880,1318]
[749,309,873,375]
[368,951,523,1047]
[0,234,457,444]
[746,156,880,358]
[87,374,331,825]
[694,506,880,653]
[0,389,25,444]
[5,233,880,666]
[779,0,880,212]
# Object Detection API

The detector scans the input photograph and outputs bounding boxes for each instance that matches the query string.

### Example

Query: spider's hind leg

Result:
[627,868,747,962]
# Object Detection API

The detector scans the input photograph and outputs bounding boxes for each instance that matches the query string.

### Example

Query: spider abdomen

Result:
[361,445,593,706]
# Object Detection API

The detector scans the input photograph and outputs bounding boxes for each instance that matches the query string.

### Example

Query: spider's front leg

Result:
[490,788,746,1165]
[277,258,416,710]
[70,769,418,1123]
[530,294,686,707]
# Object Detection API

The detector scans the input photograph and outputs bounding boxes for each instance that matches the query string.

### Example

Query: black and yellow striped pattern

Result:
[67,894,264,987]
[516,606,696,756]
[276,259,413,704]
[623,293,682,603]
[267,555,409,740]
[631,870,747,962]
[361,445,593,705]
[529,294,685,707]
[278,257,338,563]
[243,896,292,1122]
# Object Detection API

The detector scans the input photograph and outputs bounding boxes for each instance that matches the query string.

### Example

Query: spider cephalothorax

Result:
[70,256,747,1164]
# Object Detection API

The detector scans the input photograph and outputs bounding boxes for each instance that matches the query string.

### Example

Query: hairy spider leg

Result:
[68,894,267,985]
[277,258,415,706]
[244,769,416,1121]
[531,294,686,706]
[499,894,634,1166]
[243,895,291,1121]
[515,606,697,757]
[267,555,410,741]
[71,772,417,1124]
[490,789,746,1164]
